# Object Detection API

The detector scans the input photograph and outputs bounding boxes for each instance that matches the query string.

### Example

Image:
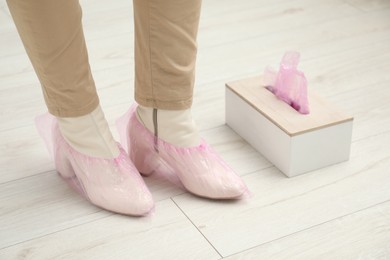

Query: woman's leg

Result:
[6,0,119,158]
[133,0,201,110]
[133,0,202,147]
[7,0,98,117]
[128,0,248,199]
[7,0,154,215]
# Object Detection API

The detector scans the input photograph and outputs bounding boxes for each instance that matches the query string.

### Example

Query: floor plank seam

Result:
[222,198,390,258]
[326,80,390,100]
[352,129,390,144]
[0,210,113,251]
[0,169,55,186]
[1,0,390,258]
[252,156,390,211]
[204,9,387,51]
[170,197,224,259]
[0,123,39,134]
[240,165,275,178]
[340,0,366,13]
[302,38,390,67]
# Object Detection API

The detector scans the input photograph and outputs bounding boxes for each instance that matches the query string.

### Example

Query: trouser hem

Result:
[135,94,192,110]
[47,96,99,117]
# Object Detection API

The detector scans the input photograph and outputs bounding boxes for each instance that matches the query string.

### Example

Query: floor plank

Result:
[0,171,111,249]
[225,200,390,259]
[1,0,390,258]
[0,199,220,260]
[172,132,390,256]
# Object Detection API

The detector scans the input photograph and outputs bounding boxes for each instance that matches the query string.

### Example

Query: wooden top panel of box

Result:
[226,76,353,136]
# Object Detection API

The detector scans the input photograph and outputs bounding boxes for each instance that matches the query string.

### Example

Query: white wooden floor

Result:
[1,0,390,259]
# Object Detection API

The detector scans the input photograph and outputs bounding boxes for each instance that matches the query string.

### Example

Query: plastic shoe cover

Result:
[264,51,310,114]
[116,104,249,199]
[35,113,154,216]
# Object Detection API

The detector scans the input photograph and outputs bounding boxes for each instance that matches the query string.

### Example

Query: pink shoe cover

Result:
[35,113,154,216]
[264,51,310,114]
[116,104,249,199]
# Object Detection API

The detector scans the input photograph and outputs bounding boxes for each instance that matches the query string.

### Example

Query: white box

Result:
[225,76,353,177]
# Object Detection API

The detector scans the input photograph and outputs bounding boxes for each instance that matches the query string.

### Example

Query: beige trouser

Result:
[7,0,202,117]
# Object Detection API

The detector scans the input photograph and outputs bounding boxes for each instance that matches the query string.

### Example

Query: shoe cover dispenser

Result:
[116,104,249,199]
[35,113,154,216]
[264,51,310,114]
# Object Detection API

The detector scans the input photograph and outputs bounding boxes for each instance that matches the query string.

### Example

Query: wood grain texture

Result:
[0,200,220,260]
[224,200,390,259]
[172,132,390,256]
[226,76,353,136]
[1,0,389,258]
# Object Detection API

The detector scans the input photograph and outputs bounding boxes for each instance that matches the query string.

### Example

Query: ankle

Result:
[58,105,120,158]
[136,105,201,147]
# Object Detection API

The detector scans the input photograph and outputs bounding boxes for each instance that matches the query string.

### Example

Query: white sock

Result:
[136,105,201,147]
[57,105,120,158]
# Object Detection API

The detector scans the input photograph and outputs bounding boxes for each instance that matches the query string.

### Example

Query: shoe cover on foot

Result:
[35,113,154,216]
[116,104,249,199]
